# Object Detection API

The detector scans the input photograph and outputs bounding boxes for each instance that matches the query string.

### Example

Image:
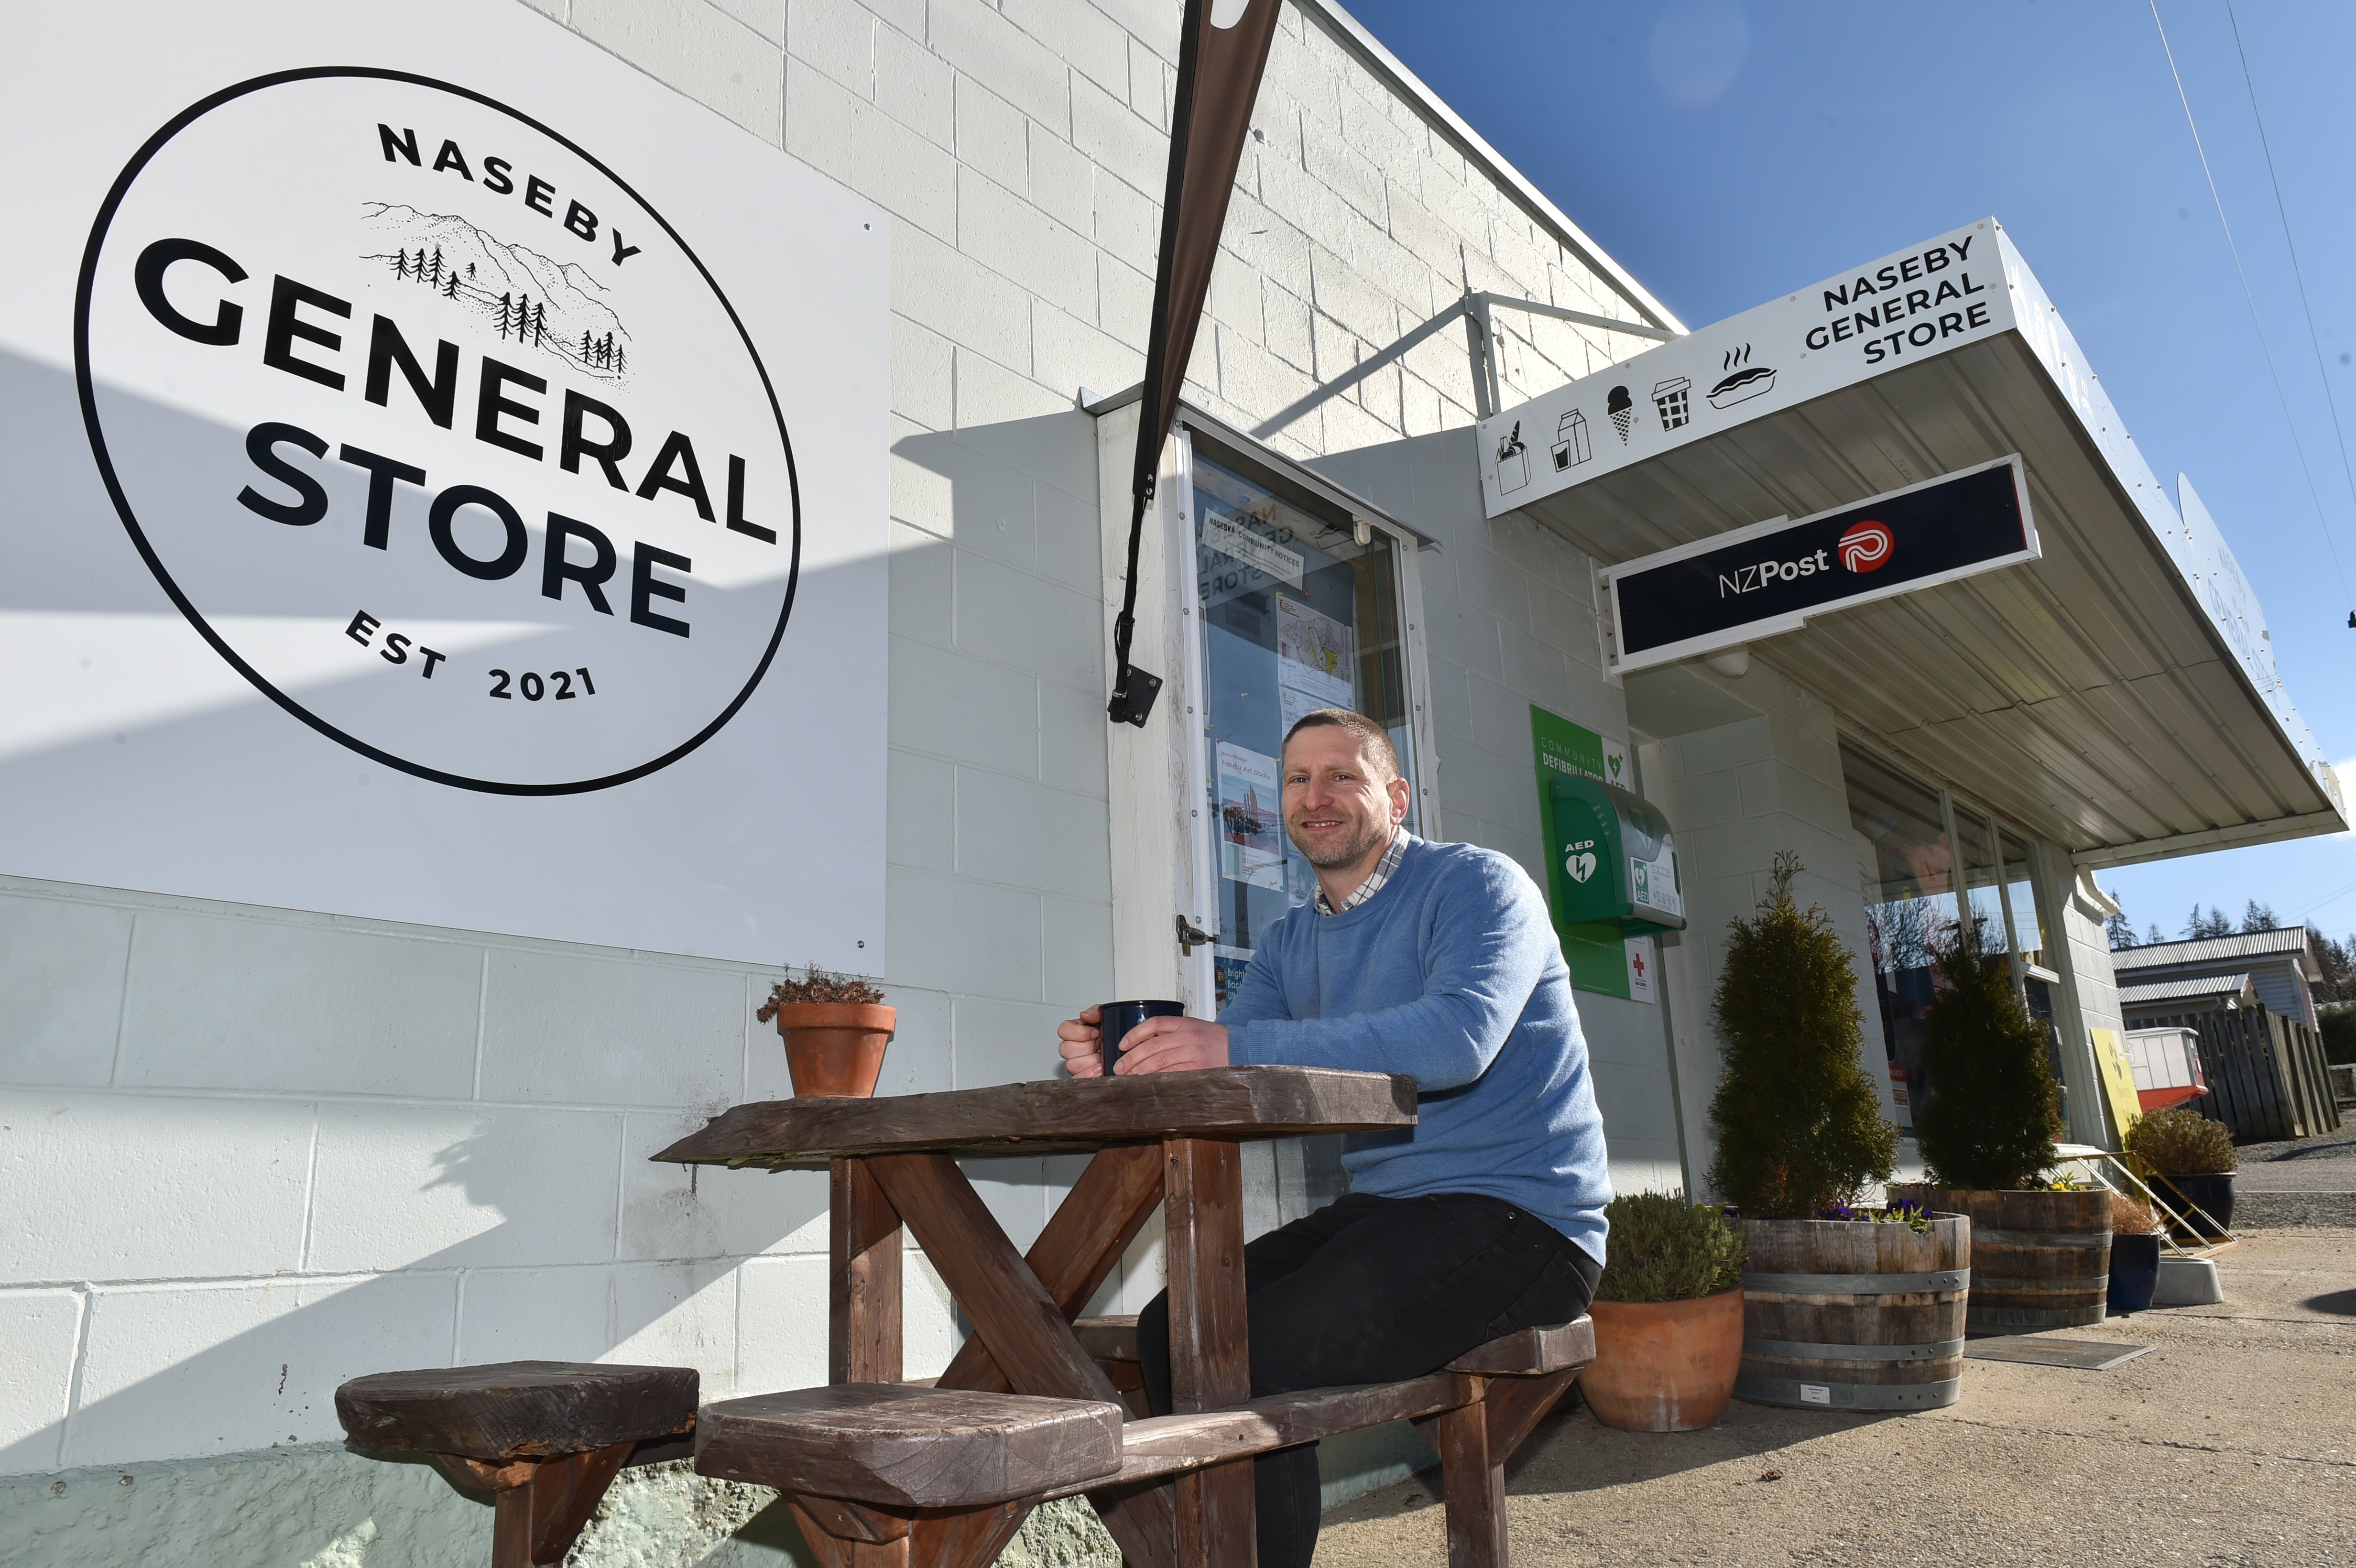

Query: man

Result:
[1056,708,1611,1568]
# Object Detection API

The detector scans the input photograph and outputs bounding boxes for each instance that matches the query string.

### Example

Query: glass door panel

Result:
[1189,448,1418,1009]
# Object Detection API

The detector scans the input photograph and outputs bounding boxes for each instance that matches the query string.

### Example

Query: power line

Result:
[2226,3,2356,604]
[2147,0,2356,616]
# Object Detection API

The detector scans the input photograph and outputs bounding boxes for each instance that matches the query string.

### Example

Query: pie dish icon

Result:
[1707,343,1777,409]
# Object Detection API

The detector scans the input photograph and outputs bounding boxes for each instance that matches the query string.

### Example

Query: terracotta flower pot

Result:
[1581,1287,1744,1432]
[772,1003,895,1098]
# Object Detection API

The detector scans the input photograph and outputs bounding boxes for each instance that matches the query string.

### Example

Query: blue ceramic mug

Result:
[1097,999,1183,1075]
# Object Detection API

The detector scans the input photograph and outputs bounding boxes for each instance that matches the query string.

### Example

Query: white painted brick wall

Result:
[3,0,1673,1478]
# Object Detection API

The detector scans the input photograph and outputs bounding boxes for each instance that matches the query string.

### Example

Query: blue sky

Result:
[1346,0,2356,947]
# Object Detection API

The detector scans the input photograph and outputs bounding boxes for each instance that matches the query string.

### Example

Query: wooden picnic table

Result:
[654,1066,1418,1568]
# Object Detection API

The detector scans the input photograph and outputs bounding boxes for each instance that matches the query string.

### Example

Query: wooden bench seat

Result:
[694,1383,1126,1568]
[336,1360,697,1568]
[1068,1313,1595,1568]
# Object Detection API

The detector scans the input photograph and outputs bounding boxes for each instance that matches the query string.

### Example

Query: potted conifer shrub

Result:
[757,965,894,1099]
[1901,923,2109,1331]
[1712,854,1968,1412]
[1582,1193,1745,1431]
[2125,1107,2238,1240]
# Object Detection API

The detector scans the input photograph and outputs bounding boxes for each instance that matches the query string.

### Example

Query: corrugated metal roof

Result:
[2110,926,2314,972]
[2118,973,2253,1005]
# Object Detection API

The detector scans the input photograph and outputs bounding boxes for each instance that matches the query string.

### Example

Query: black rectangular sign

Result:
[1604,456,2036,673]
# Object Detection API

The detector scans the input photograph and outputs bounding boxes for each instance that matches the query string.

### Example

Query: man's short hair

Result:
[1281,708,1402,784]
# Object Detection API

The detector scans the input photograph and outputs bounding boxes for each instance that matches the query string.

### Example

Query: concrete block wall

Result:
[3,0,1673,1556]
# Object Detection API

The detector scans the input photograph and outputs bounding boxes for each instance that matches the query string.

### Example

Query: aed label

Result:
[77,68,800,794]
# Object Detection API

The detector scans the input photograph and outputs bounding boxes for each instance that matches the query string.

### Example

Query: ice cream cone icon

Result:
[1606,385,1633,443]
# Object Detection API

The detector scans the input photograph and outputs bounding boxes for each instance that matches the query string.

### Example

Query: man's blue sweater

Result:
[1222,835,1612,1264]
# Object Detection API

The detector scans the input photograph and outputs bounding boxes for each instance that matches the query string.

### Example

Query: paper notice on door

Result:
[1201,512,1305,588]
[1279,684,1326,737]
[1216,741,1286,891]
[1276,596,1353,708]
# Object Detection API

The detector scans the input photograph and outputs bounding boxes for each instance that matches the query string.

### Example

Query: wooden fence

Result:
[2129,1005,2344,1143]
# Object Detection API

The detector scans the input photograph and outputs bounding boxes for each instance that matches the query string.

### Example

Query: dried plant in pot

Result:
[1704,856,1966,1411]
[1896,919,2110,1331]
[1583,1194,1745,1432]
[2124,1108,2238,1240]
[758,965,893,1099]
[2105,1190,2162,1314]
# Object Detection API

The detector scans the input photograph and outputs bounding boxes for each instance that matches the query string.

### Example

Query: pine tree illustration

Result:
[393,251,409,280]
[429,247,443,287]
[445,275,458,299]
[582,329,593,360]
[531,302,545,348]
[498,294,512,338]
[613,344,625,374]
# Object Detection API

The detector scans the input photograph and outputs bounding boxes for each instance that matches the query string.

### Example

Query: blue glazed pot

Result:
[2107,1232,2160,1313]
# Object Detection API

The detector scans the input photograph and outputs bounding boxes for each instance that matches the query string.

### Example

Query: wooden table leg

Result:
[1411,1368,1579,1568]
[832,1157,904,1384]
[1163,1136,1253,1568]
[937,1143,1165,1394]
[446,1442,632,1568]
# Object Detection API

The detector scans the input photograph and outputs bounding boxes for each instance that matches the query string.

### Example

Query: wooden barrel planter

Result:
[1735,1215,1969,1412]
[1906,1188,2111,1332]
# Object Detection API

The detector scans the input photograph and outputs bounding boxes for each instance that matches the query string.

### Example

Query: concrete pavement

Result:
[1315,1229,2356,1568]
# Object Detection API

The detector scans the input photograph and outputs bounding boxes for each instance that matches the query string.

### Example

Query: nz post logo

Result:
[76,67,800,795]
[1838,520,1894,573]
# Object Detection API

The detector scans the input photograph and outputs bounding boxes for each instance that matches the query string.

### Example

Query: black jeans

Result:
[1135,1191,1600,1568]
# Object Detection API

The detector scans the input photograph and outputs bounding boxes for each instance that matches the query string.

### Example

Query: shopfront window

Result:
[1188,444,1420,1009]
[1957,801,2008,949]
[2000,829,2044,969]
[1843,740,1955,1131]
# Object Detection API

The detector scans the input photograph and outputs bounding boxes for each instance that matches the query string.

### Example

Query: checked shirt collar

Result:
[1314,828,1407,916]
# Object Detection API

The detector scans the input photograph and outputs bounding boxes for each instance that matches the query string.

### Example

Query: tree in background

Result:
[1915,917,2062,1190]
[2146,923,2165,946]
[1707,853,1898,1217]
[2242,900,2279,933]
[2105,908,2136,949]
[2313,935,2355,1005]
[2185,904,2235,940]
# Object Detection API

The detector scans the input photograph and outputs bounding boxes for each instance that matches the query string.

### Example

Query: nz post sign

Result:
[0,0,888,965]
[1601,457,2039,675]
[1481,218,2014,516]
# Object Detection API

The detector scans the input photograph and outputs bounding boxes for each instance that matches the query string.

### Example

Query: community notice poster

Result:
[0,0,888,966]
[1216,740,1285,892]
[1530,704,1653,1002]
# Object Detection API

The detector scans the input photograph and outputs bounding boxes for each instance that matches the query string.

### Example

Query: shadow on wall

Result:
[11,1111,831,1559]
[25,1116,829,1454]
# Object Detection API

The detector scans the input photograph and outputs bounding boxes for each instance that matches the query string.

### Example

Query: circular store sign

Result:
[76,70,799,794]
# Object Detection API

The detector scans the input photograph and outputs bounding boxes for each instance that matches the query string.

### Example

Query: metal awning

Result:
[1480,218,2343,866]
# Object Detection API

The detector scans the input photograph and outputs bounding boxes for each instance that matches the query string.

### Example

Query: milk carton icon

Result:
[1551,409,1591,472]
[1495,421,1529,494]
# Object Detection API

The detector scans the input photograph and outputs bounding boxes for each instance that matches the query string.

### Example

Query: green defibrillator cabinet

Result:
[1544,774,1685,937]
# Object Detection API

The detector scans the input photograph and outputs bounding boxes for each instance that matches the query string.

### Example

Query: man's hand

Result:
[1113,1015,1230,1075]
[1057,1005,1106,1078]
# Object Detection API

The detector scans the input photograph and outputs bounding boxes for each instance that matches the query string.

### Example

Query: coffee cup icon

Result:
[1652,377,1692,431]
